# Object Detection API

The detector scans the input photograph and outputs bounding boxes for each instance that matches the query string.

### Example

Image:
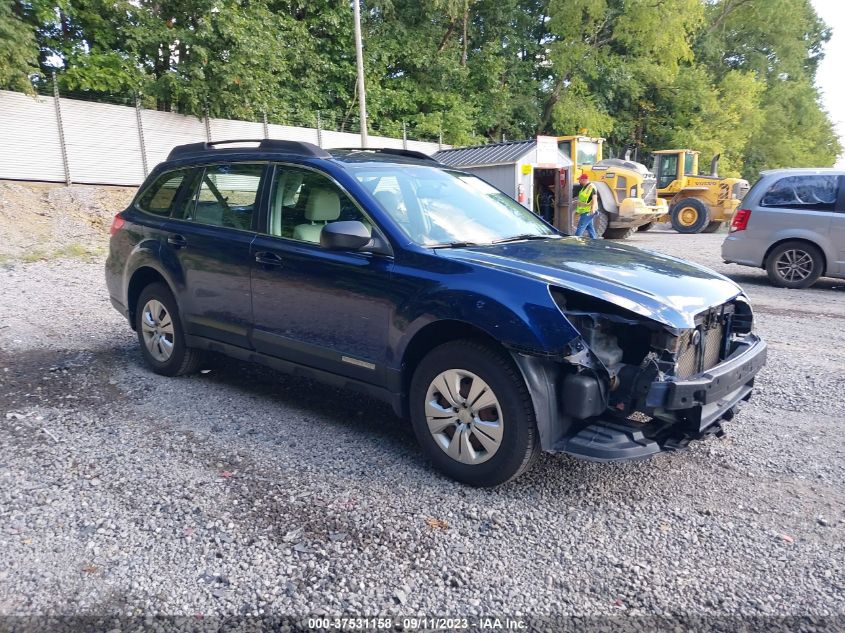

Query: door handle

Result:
[167,234,188,249]
[255,251,284,267]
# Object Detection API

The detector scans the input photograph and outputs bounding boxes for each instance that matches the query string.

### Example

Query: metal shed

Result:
[434,137,575,232]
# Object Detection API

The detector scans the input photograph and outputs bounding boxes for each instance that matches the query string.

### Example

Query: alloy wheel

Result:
[141,299,175,362]
[775,249,813,283]
[424,369,504,465]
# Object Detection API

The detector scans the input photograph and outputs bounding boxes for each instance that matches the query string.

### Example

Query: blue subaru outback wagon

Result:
[106,140,767,486]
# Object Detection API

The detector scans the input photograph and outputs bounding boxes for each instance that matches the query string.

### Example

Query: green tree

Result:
[0,1,41,92]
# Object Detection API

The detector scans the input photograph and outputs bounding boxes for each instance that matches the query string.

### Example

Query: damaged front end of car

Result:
[512,288,767,461]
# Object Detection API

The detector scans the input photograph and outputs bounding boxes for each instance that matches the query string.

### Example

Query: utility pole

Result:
[352,0,368,148]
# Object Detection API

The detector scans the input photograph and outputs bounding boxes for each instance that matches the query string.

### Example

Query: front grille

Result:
[674,319,725,379]
[733,181,750,200]
[642,176,658,205]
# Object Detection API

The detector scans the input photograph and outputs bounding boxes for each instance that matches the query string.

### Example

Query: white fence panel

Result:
[0,90,448,186]
[141,109,207,173]
[266,123,320,145]
[210,117,264,142]
[0,90,66,182]
[407,140,443,155]
[61,98,145,185]
[368,135,405,150]
[320,130,367,149]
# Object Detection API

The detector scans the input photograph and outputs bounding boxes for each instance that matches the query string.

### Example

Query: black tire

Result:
[702,221,723,233]
[604,227,635,240]
[637,222,655,232]
[409,341,540,487]
[135,282,205,376]
[593,204,610,237]
[765,241,824,289]
[670,198,710,234]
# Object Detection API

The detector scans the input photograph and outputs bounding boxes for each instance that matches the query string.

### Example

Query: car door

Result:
[161,162,267,349]
[249,163,395,385]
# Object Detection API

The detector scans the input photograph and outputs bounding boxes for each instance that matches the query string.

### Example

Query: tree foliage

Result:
[3,0,840,177]
[0,1,42,93]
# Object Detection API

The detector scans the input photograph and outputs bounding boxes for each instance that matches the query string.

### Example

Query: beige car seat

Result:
[292,187,341,243]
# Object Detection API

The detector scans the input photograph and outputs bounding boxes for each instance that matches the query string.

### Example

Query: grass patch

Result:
[12,243,106,263]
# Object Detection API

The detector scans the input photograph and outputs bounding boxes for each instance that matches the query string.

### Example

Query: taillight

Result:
[730,209,750,232]
[110,213,125,236]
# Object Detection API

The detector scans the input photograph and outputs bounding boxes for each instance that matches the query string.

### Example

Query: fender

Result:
[592,181,618,215]
[509,351,570,450]
[122,240,185,325]
[393,280,580,366]
[766,229,832,272]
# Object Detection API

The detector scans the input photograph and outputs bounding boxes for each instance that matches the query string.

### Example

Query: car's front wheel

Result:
[409,341,539,487]
[135,282,205,376]
[765,241,824,289]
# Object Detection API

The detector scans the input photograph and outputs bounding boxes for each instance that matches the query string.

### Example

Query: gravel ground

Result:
[1,227,843,627]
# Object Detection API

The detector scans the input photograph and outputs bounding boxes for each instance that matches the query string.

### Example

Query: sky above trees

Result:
[1,0,841,179]
[811,0,844,166]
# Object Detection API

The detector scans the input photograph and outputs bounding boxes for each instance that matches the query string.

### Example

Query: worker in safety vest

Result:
[574,173,599,238]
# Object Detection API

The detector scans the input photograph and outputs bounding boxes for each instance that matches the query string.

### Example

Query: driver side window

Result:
[268,166,370,245]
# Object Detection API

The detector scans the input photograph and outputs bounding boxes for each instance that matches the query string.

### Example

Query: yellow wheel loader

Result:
[556,136,668,239]
[650,150,750,234]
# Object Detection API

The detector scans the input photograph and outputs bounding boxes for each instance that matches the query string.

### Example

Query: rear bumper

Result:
[721,234,765,267]
[110,296,130,321]
[558,335,767,462]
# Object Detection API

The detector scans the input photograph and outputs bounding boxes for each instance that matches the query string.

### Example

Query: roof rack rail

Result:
[334,147,440,163]
[167,139,331,161]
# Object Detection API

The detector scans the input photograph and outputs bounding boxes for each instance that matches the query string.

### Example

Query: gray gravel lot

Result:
[1,228,843,624]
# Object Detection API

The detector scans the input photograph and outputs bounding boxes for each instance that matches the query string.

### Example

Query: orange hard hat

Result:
[578,173,589,181]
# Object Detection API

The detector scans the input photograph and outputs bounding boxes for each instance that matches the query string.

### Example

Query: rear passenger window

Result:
[136,169,189,216]
[761,175,838,211]
[267,166,370,245]
[190,163,264,230]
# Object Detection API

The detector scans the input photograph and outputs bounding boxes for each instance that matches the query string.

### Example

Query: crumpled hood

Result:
[438,237,744,330]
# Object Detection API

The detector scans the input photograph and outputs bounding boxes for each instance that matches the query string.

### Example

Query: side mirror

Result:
[320,220,373,251]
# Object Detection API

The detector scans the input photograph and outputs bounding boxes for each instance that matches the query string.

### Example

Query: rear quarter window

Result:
[136,169,190,216]
[760,175,838,211]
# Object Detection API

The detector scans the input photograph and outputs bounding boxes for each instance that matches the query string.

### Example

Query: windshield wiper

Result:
[431,240,482,248]
[492,233,555,244]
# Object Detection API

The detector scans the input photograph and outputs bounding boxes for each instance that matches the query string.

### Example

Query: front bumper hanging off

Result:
[559,335,768,462]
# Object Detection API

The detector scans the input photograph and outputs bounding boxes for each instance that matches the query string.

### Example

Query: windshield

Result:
[350,165,556,246]
[576,142,600,165]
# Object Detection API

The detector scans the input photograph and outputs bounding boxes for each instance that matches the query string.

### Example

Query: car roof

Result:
[159,139,442,171]
[759,167,845,177]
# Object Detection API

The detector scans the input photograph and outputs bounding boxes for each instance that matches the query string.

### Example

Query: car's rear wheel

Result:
[409,341,539,487]
[765,241,824,289]
[135,283,205,376]
[670,198,710,233]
